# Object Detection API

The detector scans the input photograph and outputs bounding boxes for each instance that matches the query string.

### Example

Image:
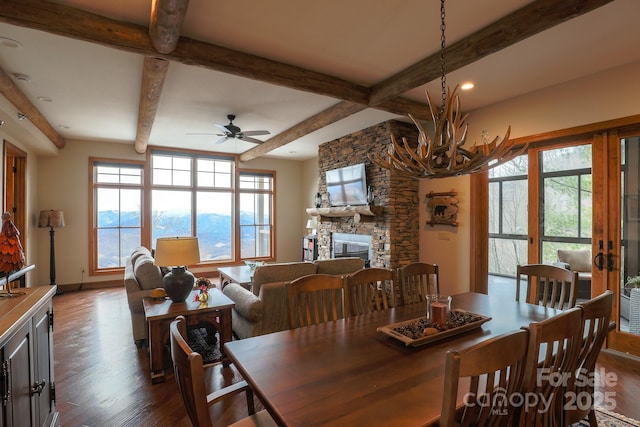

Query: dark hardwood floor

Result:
[53,286,253,427]
[53,287,640,426]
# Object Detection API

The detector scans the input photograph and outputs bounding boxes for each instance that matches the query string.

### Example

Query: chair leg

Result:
[246,387,255,415]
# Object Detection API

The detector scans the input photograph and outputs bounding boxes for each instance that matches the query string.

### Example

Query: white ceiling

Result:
[0,0,639,160]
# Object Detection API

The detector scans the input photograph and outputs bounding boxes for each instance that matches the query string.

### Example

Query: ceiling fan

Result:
[212,114,270,144]
[187,114,270,144]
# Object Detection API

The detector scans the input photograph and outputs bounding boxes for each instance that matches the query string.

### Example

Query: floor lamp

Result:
[38,210,65,293]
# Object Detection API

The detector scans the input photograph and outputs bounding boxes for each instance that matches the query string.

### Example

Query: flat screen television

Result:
[326,163,368,206]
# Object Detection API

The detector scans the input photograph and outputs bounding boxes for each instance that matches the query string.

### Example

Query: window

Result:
[488,155,528,276]
[150,151,274,263]
[90,151,275,274]
[540,145,592,263]
[239,172,274,258]
[91,159,143,273]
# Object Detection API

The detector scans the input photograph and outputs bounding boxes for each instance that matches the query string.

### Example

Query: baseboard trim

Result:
[58,279,122,293]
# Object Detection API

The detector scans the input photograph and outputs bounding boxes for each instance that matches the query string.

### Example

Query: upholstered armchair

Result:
[556,249,592,300]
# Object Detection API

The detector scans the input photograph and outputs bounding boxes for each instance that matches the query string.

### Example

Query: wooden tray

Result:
[377,309,492,347]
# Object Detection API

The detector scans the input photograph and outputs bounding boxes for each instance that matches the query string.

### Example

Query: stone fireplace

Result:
[314,120,420,270]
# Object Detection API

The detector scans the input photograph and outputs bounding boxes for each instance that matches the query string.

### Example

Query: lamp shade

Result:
[38,210,65,228]
[154,237,200,267]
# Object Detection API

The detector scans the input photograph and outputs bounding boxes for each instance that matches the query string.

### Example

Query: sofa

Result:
[124,246,164,347]
[222,257,365,339]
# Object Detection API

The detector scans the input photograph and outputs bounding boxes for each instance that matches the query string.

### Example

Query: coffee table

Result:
[218,265,253,289]
[142,288,234,383]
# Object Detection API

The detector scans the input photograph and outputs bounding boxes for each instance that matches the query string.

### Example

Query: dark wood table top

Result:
[142,288,234,320]
[224,292,560,427]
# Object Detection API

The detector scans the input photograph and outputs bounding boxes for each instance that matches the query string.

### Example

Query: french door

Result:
[479,121,640,355]
[594,129,640,354]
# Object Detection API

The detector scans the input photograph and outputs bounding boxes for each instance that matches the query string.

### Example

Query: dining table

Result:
[224,292,561,426]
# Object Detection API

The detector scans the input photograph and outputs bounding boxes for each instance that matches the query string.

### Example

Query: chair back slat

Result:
[516,264,578,309]
[344,267,394,316]
[287,274,345,328]
[397,262,439,305]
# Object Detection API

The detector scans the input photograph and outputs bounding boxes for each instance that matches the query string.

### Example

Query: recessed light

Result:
[57,125,70,129]
[13,73,31,83]
[460,82,475,90]
[0,37,22,48]
[37,96,53,102]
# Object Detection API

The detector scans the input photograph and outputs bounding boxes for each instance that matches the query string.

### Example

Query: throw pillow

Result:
[134,256,163,290]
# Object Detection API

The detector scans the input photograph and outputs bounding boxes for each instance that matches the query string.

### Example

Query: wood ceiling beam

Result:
[0,0,371,105]
[135,56,170,154]
[149,0,190,54]
[369,0,617,106]
[0,0,616,158]
[0,65,65,149]
[239,101,367,162]
[134,0,189,154]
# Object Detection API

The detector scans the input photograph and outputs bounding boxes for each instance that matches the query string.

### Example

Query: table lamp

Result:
[38,210,65,292]
[154,236,200,303]
[306,219,315,236]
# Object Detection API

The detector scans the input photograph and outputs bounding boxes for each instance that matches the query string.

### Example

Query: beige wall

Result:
[32,140,306,287]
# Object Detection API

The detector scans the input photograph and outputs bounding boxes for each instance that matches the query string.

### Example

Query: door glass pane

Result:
[540,145,592,296]
[488,237,528,276]
[488,155,528,278]
[502,180,528,234]
[544,175,580,237]
[542,145,591,172]
[621,136,640,334]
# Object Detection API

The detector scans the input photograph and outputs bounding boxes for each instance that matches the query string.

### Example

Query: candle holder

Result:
[426,294,452,327]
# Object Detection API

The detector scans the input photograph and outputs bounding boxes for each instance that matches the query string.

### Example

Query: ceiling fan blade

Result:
[241,130,270,137]
[239,136,266,144]
[214,123,229,133]
[215,136,229,144]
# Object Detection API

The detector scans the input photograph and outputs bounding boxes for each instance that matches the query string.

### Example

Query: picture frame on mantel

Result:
[426,191,459,227]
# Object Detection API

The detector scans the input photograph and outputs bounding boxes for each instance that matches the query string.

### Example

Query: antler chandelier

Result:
[369,0,526,179]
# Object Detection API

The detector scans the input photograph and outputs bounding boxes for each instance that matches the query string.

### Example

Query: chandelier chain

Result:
[440,0,447,115]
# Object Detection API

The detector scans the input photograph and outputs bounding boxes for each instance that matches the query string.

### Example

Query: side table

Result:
[143,288,234,383]
[218,265,254,289]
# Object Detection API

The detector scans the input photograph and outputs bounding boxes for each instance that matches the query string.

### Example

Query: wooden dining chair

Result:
[344,267,394,316]
[169,316,275,427]
[516,264,578,309]
[397,262,439,305]
[519,307,583,427]
[286,274,345,328]
[564,290,614,426]
[440,329,529,427]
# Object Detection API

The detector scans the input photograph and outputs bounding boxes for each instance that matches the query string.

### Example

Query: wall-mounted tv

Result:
[326,163,368,207]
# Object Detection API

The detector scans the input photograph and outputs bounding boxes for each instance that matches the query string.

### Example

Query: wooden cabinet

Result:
[302,235,318,261]
[0,286,58,427]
